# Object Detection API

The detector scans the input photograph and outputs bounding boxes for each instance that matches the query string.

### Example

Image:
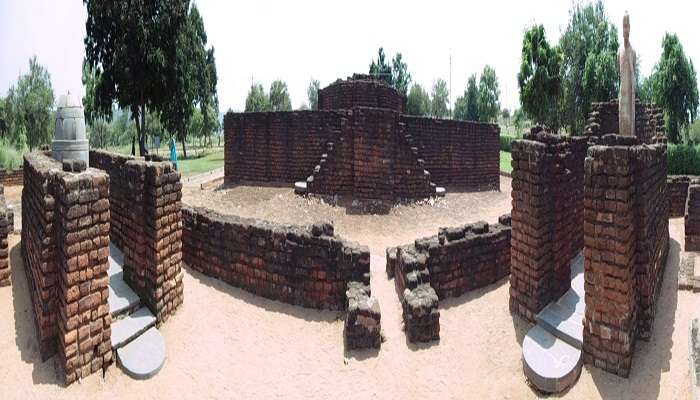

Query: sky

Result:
[1,0,698,114]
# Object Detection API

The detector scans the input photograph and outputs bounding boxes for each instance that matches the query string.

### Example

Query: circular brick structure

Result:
[318,77,406,113]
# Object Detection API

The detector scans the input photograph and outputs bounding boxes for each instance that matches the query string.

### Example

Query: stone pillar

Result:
[582,145,637,377]
[52,93,89,166]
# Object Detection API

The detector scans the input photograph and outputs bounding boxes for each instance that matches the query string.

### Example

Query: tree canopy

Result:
[406,83,431,116]
[431,79,450,119]
[518,25,562,129]
[307,78,320,110]
[369,47,412,95]
[269,80,292,111]
[245,83,271,112]
[477,65,501,123]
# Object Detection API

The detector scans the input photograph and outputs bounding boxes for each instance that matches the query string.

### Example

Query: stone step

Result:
[111,307,157,350]
[523,324,582,393]
[109,271,141,318]
[536,300,583,349]
[117,326,166,380]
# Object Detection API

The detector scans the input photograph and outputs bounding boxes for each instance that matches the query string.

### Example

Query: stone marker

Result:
[618,12,636,136]
[52,92,89,165]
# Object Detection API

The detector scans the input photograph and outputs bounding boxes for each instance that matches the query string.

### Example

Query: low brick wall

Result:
[318,78,406,113]
[21,152,112,384]
[582,135,669,377]
[0,187,12,286]
[386,215,512,342]
[89,150,184,323]
[686,186,700,251]
[0,168,23,186]
[586,100,665,143]
[669,175,699,217]
[509,132,587,323]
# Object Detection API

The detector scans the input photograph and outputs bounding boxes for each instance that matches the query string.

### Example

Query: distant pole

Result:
[449,54,452,119]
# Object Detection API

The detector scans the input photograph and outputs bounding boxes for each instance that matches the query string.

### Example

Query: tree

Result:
[652,33,699,143]
[0,97,7,139]
[392,53,412,95]
[518,25,562,129]
[638,75,655,104]
[502,109,511,120]
[477,65,501,123]
[4,56,55,150]
[559,0,619,134]
[307,78,320,110]
[269,80,292,111]
[453,95,469,121]
[369,47,393,85]
[431,79,450,119]
[513,108,528,134]
[465,75,479,121]
[406,83,431,116]
[83,0,190,156]
[245,83,271,112]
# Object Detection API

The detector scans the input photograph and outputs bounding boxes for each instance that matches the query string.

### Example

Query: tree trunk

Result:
[181,137,188,159]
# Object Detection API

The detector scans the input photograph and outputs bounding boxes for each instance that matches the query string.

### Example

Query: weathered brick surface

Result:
[345,281,381,349]
[318,77,406,113]
[0,168,23,186]
[586,100,665,144]
[182,207,371,310]
[686,185,700,251]
[22,151,112,384]
[669,175,699,217]
[0,186,13,286]
[387,215,511,342]
[401,116,501,190]
[509,133,587,322]
[90,150,184,323]
[582,136,669,377]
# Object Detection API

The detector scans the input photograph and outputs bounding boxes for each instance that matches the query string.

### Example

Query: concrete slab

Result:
[117,327,166,380]
[557,289,585,317]
[112,307,156,349]
[109,273,141,318]
[523,325,582,393]
[536,301,583,349]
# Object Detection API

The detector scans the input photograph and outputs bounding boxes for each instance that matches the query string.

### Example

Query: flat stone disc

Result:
[435,187,446,197]
[117,327,166,380]
[523,325,581,393]
[294,181,307,195]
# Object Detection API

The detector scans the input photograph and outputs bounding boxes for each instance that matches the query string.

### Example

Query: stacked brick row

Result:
[306,118,355,196]
[22,152,112,384]
[0,186,13,286]
[582,135,669,377]
[634,144,669,339]
[91,150,183,323]
[345,281,381,349]
[21,153,60,358]
[668,175,698,217]
[509,133,586,323]
[392,121,436,199]
[0,168,23,186]
[401,116,500,190]
[53,168,112,384]
[686,185,700,251]
[318,78,406,113]
[182,207,371,310]
[586,100,665,144]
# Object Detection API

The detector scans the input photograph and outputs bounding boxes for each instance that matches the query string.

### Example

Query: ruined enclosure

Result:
[0,186,13,286]
[224,77,500,201]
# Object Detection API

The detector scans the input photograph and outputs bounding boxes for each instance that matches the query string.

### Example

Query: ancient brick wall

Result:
[0,168,23,186]
[509,133,587,322]
[386,215,511,342]
[89,150,184,323]
[318,78,406,113]
[586,100,665,143]
[0,187,13,286]
[182,207,370,310]
[669,175,698,217]
[22,152,112,384]
[582,136,669,377]
[686,185,700,251]
[401,116,500,190]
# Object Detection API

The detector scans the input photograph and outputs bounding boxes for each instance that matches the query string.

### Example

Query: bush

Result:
[668,144,700,175]
[500,135,515,152]
[0,142,23,170]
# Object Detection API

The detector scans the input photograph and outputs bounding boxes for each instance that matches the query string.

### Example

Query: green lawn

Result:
[500,151,512,174]
[177,149,224,177]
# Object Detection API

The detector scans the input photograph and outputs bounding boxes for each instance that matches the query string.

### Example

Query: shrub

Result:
[667,144,700,175]
[0,142,23,170]
[500,135,515,152]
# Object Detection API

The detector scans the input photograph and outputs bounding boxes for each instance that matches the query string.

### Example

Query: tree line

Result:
[518,0,698,143]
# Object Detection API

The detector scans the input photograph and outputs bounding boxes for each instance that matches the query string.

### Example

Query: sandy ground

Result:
[0,178,696,399]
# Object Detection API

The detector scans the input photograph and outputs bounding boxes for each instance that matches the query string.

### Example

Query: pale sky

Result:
[1,0,698,114]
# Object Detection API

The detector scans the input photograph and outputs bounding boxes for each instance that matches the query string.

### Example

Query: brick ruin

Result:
[386,215,512,342]
[0,168,23,186]
[182,206,382,349]
[89,150,184,323]
[686,185,700,251]
[669,175,699,217]
[21,153,112,384]
[0,185,13,286]
[224,77,500,200]
[509,132,587,322]
[510,104,669,378]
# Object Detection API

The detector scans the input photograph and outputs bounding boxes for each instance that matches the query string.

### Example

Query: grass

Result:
[177,149,224,177]
[500,151,512,174]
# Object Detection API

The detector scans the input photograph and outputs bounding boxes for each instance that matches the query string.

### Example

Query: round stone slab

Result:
[522,325,582,393]
[294,181,307,195]
[117,327,166,380]
[435,187,446,197]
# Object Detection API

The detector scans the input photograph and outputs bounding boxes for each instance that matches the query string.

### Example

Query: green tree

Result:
[513,108,528,134]
[465,75,479,121]
[652,33,699,143]
[269,80,292,111]
[391,53,412,95]
[84,0,193,156]
[638,75,655,103]
[4,56,55,150]
[406,83,431,116]
[453,95,469,121]
[245,83,271,112]
[369,47,393,85]
[518,25,562,129]
[0,97,7,139]
[431,79,450,119]
[559,0,619,134]
[308,78,320,110]
[477,65,500,123]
